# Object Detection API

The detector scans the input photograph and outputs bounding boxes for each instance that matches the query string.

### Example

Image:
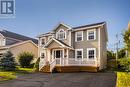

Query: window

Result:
[41,39,45,45]
[87,29,96,40]
[87,48,96,60]
[75,49,83,60]
[41,53,45,58]
[0,53,3,58]
[56,29,66,40]
[75,31,83,42]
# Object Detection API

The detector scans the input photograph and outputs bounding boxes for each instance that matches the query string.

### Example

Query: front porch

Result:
[39,38,99,72]
[39,53,99,73]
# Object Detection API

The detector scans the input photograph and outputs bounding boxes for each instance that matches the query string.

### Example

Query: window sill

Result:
[75,40,84,42]
[86,39,96,41]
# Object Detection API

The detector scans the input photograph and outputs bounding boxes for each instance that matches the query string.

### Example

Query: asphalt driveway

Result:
[0,72,116,87]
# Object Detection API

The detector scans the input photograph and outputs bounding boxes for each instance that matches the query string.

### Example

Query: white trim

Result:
[75,49,83,61]
[69,30,72,46]
[66,49,69,65]
[45,38,74,50]
[52,49,64,65]
[75,31,83,42]
[72,23,105,32]
[53,38,65,47]
[98,28,101,66]
[40,37,46,46]
[53,22,71,31]
[87,48,96,61]
[45,38,64,47]
[87,29,96,41]
[0,33,5,38]
[9,40,38,48]
[56,29,66,40]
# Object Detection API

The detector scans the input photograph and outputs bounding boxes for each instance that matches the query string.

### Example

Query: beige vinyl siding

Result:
[73,28,99,58]
[99,26,107,69]
[9,41,38,62]
[55,25,69,45]
[68,50,75,58]
[47,41,61,49]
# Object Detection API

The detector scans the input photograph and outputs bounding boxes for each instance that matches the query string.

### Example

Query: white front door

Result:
[54,50,63,65]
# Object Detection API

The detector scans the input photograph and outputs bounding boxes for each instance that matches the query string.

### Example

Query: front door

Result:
[54,50,63,65]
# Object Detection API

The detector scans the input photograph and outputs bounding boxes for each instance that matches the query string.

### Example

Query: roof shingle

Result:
[0,30,38,44]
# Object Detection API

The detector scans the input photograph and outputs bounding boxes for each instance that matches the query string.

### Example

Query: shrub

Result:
[34,57,40,71]
[107,59,117,70]
[117,58,130,71]
[18,52,34,68]
[107,50,116,60]
[0,51,16,71]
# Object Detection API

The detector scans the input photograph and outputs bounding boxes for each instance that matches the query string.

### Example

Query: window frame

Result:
[75,49,83,61]
[87,29,96,41]
[87,48,96,60]
[41,53,45,59]
[40,38,46,46]
[75,31,83,42]
[56,29,66,40]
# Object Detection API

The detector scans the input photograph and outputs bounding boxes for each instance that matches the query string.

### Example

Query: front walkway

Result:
[0,72,116,87]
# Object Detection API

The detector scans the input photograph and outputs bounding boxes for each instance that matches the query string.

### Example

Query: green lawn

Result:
[0,72,16,81]
[0,67,34,82]
[117,72,130,87]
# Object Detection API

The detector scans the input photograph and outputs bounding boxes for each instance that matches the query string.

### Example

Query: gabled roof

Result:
[37,22,71,38]
[37,22,107,40]
[45,38,73,49]
[0,40,38,49]
[72,22,106,29]
[0,30,38,44]
[53,22,71,31]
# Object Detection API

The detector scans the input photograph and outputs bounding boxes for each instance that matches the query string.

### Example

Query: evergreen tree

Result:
[0,51,16,71]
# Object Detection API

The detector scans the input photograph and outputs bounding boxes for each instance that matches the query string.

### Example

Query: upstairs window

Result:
[87,29,96,40]
[87,48,96,60]
[75,31,83,42]
[41,53,45,58]
[56,29,66,40]
[41,39,45,45]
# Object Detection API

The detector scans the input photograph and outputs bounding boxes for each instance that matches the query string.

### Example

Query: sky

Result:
[0,0,130,51]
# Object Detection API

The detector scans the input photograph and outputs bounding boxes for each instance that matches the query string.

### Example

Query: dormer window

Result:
[56,29,66,40]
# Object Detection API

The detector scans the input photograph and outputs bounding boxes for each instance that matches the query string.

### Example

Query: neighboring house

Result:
[0,30,38,62]
[38,22,108,72]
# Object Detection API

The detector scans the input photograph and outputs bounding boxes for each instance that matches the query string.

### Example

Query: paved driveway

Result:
[0,72,116,87]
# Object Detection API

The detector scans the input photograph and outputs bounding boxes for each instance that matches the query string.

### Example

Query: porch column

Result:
[47,49,51,63]
[62,49,65,66]
[66,49,69,65]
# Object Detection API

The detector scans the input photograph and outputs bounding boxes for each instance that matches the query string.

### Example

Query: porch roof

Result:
[45,38,74,50]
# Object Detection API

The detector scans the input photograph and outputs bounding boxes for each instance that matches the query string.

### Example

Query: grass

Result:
[15,67,34,74]
[0,67,35,82]
[117,72,130,87]
[0,72,16,81]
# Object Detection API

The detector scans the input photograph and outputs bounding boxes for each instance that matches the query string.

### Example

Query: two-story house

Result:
[38,22,108,72]
[0,30,38,62]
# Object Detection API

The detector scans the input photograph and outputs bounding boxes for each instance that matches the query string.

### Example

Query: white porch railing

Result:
[39,59,45,70]
[56,58,98,67]
[50,59,56,72]
[39,58,98,71]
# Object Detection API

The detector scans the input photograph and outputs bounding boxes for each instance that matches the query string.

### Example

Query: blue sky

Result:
[0,0,130,50]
